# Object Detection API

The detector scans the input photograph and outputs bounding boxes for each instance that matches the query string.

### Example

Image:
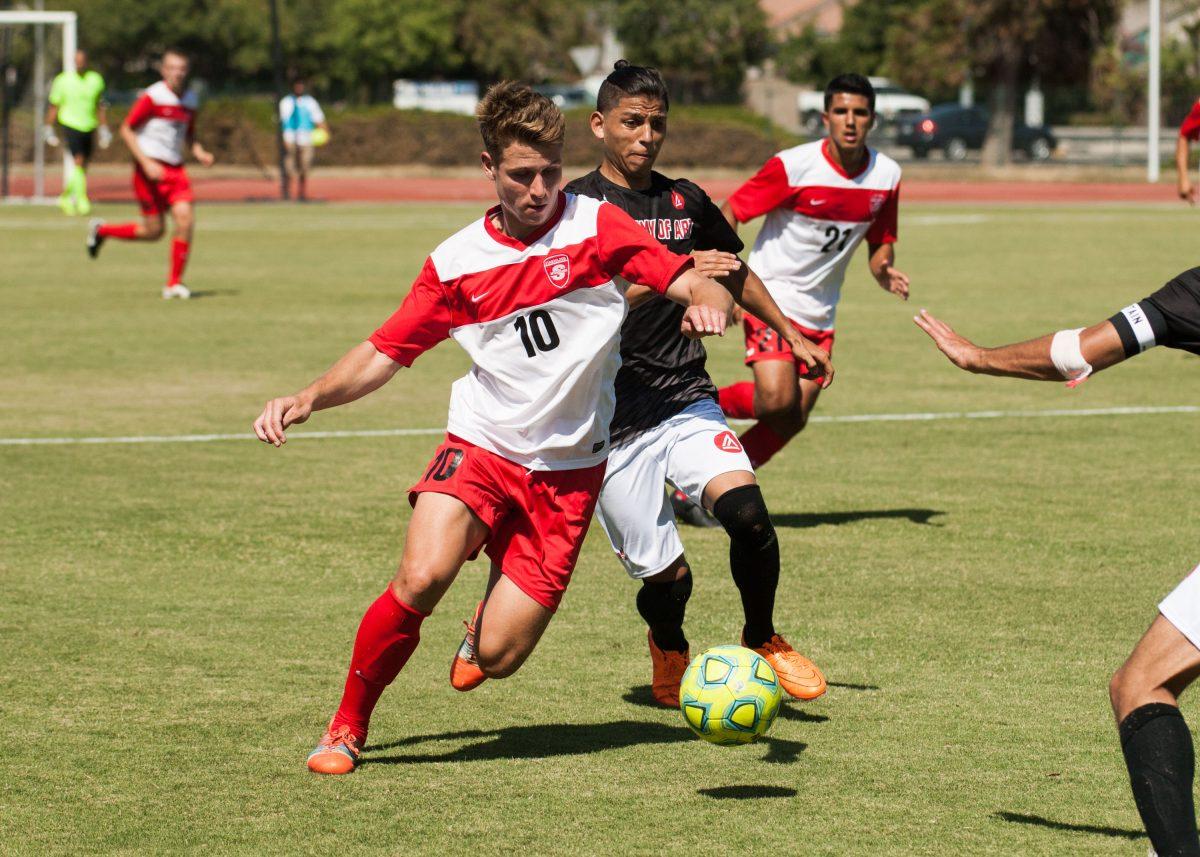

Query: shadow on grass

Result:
[993,811,1144,841]
[184,289,240,299]
[772,508,944,529]
[828,681,880,691]
[622,685,829,723]
[699,785,797,799]
[366,721,806,765]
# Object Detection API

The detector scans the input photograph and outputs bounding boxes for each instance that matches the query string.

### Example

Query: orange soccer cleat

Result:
[450,601,487,691]
[647,630,690,708]
[744,633,827,701]
[306,723,363,775]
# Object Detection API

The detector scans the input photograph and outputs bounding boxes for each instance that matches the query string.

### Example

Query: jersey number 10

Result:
[514,310,561,357]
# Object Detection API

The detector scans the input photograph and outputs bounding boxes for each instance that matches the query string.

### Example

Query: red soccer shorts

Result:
[133,161,194,215]
[408,435,606,611]
[742,311,835,383]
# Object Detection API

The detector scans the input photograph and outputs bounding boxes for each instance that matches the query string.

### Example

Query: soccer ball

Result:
[679,645,782,745]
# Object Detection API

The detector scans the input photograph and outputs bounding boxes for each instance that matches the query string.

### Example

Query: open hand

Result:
[877,263,910,300]
[1180,180,1197,206]
[690,249,741,279]
[680,304,727,340]
[913,309,981,372]
[253,395,312,446]
[140,160,165,181]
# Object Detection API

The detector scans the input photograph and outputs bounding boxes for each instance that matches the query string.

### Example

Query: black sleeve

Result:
[1108,267,1200,356]
[682,181,744,254]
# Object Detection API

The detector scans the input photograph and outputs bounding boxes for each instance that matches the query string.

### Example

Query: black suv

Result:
[895,103,1057,161]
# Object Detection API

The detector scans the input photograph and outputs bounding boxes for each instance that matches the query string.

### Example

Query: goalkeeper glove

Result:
[42,126,60,147]
[98,125,113,149]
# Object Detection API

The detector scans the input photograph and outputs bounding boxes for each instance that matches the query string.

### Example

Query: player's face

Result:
[823,93,873,151]
[162,54,190,93]
[482,140,564,232]
[75,51,88,72]
[591,95,667,179]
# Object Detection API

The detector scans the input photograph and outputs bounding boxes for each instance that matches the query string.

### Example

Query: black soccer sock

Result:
[637,570,692,653]
[1119,703,1200,857]
[711,484,779,648]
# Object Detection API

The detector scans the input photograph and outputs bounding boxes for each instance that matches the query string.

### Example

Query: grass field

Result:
[2,199,1198,855]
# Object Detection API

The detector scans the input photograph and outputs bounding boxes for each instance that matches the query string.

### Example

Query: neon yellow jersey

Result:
[49,70,105,133]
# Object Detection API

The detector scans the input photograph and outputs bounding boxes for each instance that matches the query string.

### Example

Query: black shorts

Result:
[61,126,94,159]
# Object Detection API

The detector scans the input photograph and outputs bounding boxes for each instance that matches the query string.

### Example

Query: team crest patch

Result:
[714,431,743,453]
[543,253,570,288]
[671,189,685,210]
[869,193,886,214]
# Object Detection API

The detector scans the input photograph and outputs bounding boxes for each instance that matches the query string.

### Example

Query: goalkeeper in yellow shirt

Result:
[45,49,109,215]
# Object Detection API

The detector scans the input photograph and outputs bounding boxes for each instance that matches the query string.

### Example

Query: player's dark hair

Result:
[597,60,670,113]
[476,81,565,161]
[824,73,875,113]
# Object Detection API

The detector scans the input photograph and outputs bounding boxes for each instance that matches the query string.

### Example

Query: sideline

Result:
[1,405,1196,447]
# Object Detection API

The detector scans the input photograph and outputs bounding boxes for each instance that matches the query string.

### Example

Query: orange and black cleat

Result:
[744,633,827,700]
[648,630,690,708]
[450,600,487,691]
[307,722,362,775]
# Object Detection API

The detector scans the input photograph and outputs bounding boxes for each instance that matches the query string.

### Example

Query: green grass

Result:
[1,199,1198,855]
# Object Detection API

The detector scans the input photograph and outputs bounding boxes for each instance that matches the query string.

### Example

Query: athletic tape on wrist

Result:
[1050,328,1092,385]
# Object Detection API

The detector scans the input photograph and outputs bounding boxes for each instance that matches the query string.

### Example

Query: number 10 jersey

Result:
[368,192,694,471]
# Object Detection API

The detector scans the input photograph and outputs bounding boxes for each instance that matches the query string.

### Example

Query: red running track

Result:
[5,172,1179,205]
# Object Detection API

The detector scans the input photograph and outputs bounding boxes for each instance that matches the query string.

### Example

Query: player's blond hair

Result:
[476,82,565,161]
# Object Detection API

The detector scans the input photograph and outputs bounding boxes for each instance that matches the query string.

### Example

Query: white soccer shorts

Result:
[1159,563,1200,652]
[595,398,753,579]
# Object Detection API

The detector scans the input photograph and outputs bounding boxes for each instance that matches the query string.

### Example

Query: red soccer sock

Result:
[719,382,757,420]
[739,421,791,469]
[97,222,139,240]
[168,238,190,285]
[329,588,429,742]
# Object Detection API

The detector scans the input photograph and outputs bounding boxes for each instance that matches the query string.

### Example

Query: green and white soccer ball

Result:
[679,645,783,745]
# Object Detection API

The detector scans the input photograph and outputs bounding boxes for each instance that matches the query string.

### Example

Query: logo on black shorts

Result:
[714,431,743,453]
[426,447,465,481]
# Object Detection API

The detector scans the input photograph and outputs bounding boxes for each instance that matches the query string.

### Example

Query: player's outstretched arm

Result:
[914,309,1127,382]
[665,269,732,340]
[868,243,910,300]
[716,260,834,386]
[253,342,401,446]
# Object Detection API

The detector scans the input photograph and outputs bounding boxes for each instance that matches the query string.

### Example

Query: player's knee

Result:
[476,645,526,679]
[637,566,693,621]
[711,484,776,551]
[392,562,443,601]
[142,221,164,240]
[1110,663,1152,718]
[754,385,796,421]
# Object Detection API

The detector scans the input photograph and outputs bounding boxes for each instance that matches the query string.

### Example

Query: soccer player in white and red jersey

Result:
[1176,99,1200,204]
[252,83,732,775]
[717,74,910,468]
[86,49,215,299]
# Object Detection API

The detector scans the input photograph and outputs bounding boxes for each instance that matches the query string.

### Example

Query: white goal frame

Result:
[0,10,77,202]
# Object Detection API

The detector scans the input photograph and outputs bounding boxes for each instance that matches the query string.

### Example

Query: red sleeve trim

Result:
[124,94,154,130]
[866,182,900,245]
[1181,101,1200,141]
[367,258,453,367]
[727,157,794,222]
[596,203,695,294]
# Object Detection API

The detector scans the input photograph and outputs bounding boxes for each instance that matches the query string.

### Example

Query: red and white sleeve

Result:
[1181,101,1200,142]
[866,181,900,245]
[124,93,154,131]
[726,156,795,222]
[368,258,453,367]
[595,203,693,294]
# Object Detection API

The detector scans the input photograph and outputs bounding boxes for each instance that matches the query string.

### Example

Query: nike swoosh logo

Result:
[471,292,490,303]
[810,199,827,206]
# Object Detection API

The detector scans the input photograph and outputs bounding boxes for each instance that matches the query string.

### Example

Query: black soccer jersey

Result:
[565,168,744,445]
[1110,267,1200,357]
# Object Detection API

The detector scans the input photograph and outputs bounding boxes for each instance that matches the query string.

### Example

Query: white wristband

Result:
[1050,328,1092,384]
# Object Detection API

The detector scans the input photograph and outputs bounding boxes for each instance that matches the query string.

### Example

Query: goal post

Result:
[0,9,76,203]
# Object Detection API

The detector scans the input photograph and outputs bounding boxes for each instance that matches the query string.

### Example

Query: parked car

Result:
[797,77,929,134]
[895,103,1057,161]
[533,84,592,110]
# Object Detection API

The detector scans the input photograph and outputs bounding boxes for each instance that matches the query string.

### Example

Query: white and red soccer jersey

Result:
[728,139,901,330]
[124,81,198,166]
[1181,100,1200,141]
[369,192,693,471]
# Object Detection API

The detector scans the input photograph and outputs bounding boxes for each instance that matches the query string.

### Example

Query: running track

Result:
[6,172,1180,205]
